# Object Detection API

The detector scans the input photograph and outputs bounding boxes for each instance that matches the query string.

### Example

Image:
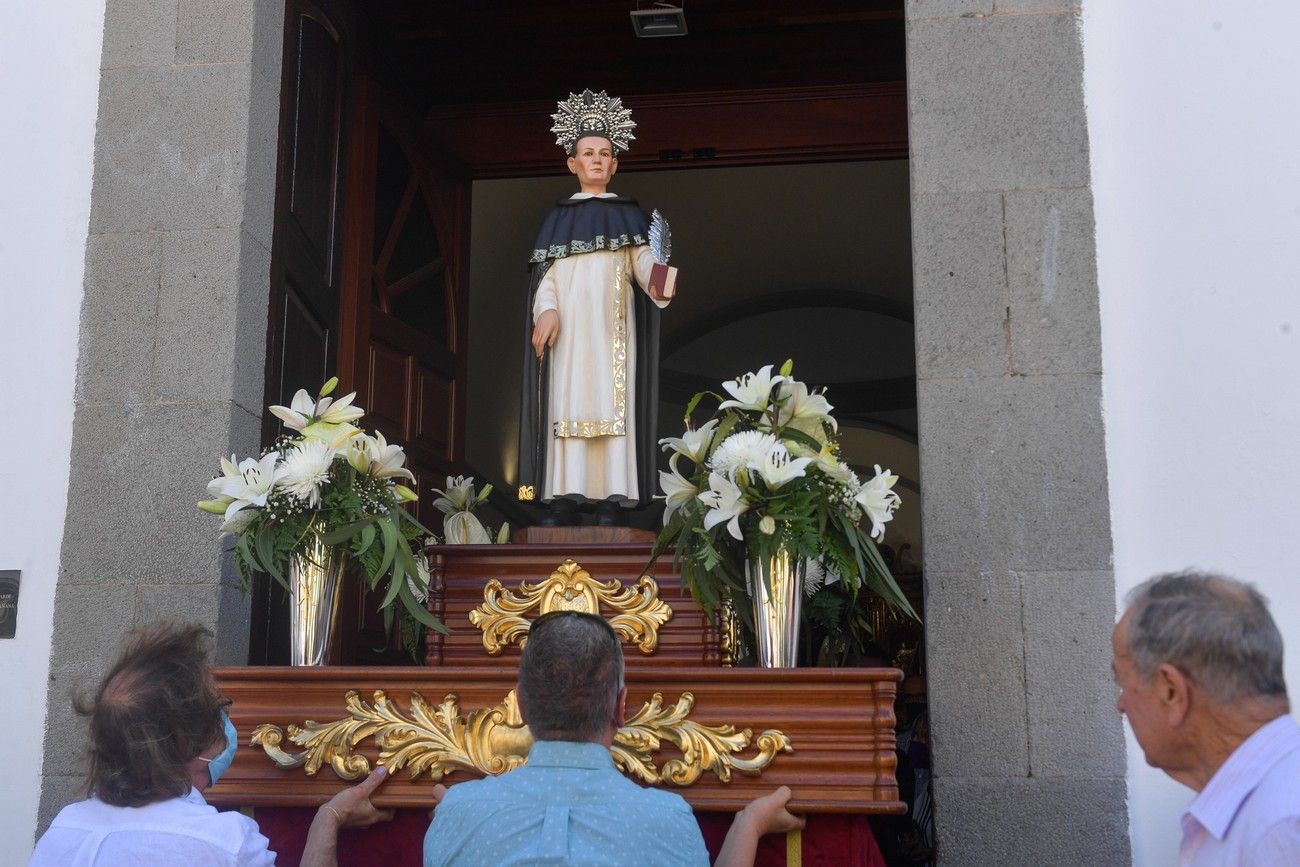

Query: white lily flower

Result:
[315,391,366,425]
[709,430,778,480]
[218,507,260,536]
[755,442,813,490]
[407,546,433,603]
[275,440,335,508]
[361,431,415,482]
[267,389,316,430]
[346,434,377,474]
[855,464,902,540]
[776,380,837,432]
[208,453,279,520]
[658,464,699,525]
[814,445,857,487]
[698,472,749,541]
[432,475,477,514]
[444,511,492,544]
[270,388,366,444]
[205,454,240,498]
[659,418,718,466]
[718,364,785,412]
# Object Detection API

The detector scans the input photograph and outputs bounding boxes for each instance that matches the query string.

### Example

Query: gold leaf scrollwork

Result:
[718,594,740,668]
[251,690,531,782]
[469,559,671,655]
[612,692,793,786]
[251,689,790,787]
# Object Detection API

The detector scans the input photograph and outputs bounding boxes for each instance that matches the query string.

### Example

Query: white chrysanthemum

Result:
[275,440,335,507]
[709,430,777,480]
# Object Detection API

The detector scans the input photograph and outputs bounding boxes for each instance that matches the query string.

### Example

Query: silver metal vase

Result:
[745,547,805,667]
[288,534,347,666]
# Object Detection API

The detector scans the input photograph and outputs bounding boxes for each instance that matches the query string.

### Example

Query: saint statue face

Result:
[567,135,618,191]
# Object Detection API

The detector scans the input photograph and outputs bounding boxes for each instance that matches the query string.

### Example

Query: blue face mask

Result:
[200,709,238,787]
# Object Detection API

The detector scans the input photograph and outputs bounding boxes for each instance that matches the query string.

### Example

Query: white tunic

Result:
[532,200,668,502]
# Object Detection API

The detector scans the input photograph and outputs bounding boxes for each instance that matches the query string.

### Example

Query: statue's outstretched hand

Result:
[532,309,559,359]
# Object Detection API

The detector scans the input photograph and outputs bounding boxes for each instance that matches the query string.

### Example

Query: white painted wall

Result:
[1084,2,1300,863]
[0,1,105,859]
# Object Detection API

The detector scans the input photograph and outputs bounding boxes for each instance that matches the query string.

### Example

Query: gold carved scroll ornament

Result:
[469,559,671,655]
[251,689,791,787]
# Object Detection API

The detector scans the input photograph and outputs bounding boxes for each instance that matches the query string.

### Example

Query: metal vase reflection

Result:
[745,548,805,667]
[288,536,347,666]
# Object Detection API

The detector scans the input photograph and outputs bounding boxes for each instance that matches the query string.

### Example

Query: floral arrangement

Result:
[653,361,915,662]
[197,378,445,637]
[432,476,510,545]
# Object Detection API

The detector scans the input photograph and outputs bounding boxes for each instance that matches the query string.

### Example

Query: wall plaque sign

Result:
[0,571,20,639]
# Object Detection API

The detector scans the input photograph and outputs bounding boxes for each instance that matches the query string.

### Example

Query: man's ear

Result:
[608,156,618,179]
[566,155,578,176]
[613,685,628,729]
[1155,662,1193,724]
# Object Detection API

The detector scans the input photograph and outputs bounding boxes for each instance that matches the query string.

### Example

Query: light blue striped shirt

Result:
[1180,713,1300,865]
[423,740,710,867]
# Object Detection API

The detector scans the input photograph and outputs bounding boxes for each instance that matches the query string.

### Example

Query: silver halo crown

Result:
[550,89,636,155]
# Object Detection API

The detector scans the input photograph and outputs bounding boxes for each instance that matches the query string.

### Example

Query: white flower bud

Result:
[759,515,776,535]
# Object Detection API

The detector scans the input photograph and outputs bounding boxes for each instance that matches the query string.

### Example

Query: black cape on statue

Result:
[517,195,661,506]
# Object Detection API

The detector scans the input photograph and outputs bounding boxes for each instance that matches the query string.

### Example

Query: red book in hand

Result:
[649,262,678,301]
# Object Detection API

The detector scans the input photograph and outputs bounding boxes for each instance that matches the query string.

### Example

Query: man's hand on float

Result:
[714,786,806,867]
[429,783,448,819]
[301,766,395,867]
[320,765,395,829]
[532,309,560,359]
[735,786,805,837]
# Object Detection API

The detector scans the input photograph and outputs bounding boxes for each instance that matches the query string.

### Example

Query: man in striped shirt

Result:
[1112,571,1300,865]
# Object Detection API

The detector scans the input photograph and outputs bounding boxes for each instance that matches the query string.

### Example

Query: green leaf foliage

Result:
[644,360,917,666]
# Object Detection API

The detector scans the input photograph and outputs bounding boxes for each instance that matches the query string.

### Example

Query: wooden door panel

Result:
[334,78,470,663]
[287,11,343,267]
[254,0,352,666]
[415,365,453,457]
[365,341,410,437]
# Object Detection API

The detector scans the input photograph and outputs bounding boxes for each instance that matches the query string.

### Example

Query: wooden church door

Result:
[334,80,471,662]
[251,0,353,665]
[255,14,469,663]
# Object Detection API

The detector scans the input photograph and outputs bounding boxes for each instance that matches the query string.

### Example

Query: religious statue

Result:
[517,90,677,522]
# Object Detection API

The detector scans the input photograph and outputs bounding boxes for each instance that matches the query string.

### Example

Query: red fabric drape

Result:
[249,807,883,867]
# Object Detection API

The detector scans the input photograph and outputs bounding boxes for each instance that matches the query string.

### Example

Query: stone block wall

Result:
[905,2,1130,863]
[36,0,284,832]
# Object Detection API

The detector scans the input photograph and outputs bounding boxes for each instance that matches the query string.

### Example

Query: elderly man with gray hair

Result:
[1112,570,1300,864]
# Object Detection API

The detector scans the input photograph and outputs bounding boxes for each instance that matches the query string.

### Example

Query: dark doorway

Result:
[256,0,917,666]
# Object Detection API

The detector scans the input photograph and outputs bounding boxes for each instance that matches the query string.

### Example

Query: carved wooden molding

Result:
[209,666,904,814]
[251,687,789,787]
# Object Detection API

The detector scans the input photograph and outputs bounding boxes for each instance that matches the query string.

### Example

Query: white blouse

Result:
[29,787,275,866]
